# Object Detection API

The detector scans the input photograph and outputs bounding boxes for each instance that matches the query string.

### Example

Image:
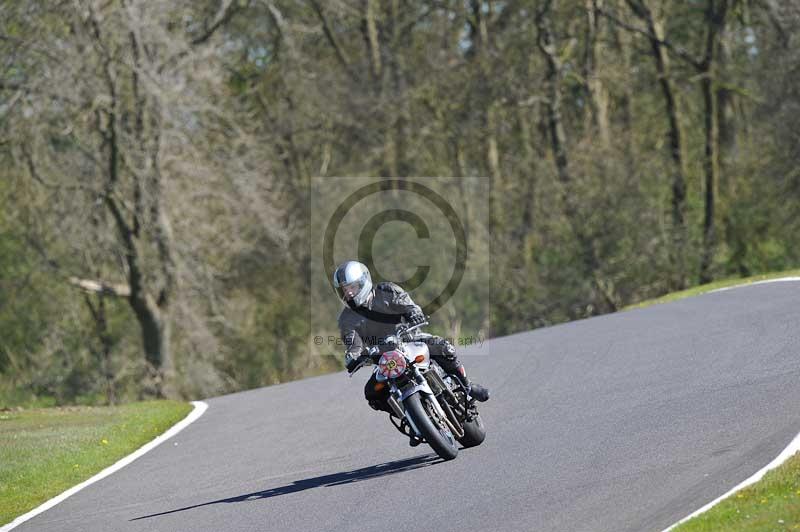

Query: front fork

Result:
[389,368,464,439]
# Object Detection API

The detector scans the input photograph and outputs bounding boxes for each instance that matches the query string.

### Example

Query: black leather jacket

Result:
[337,282,421,357]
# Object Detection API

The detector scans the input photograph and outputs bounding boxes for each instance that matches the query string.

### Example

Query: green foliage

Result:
[1,0,800,403]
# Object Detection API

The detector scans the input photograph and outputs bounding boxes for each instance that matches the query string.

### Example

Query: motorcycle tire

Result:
[404,393,458,461]
[458,413,486,448]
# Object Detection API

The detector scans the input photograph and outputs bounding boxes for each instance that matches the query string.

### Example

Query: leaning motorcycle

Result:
[349,322,486,461]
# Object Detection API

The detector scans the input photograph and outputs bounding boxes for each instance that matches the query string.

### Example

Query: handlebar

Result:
[348,321,429,377]
[397,320,428,340]
[347,320,429,378]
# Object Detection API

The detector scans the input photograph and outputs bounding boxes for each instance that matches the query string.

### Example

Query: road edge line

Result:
[0,400,209,532]
[708,276,800,294]
[662,430,800,531]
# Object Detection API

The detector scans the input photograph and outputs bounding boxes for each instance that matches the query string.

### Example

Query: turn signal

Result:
[414,355,425,364]
[374,382,386,392]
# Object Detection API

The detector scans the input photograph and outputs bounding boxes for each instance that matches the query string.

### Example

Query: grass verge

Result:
[673,451,800,531]
[0,400,192,526]
[624,269,800,311]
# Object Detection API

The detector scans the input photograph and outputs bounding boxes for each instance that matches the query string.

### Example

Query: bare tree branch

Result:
[309,0,360,83]
[597,5,704,70]
[69,276,131,297]
[21,145,99,194]
[191,0,242,46]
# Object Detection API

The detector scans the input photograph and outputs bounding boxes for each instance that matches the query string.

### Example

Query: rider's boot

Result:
[468,382,490,402]
[450,365,490,402]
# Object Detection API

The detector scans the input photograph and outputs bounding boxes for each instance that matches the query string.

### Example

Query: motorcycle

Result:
[348,322,486,461]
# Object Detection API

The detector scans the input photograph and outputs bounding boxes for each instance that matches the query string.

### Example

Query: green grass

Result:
[624,269,800,311]
[0,400,193,526]
[673,451,800,531]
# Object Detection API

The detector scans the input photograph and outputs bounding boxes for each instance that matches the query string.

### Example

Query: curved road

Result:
[14,281,800,532]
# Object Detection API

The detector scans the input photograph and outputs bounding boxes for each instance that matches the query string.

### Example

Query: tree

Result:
[2,0,285,397]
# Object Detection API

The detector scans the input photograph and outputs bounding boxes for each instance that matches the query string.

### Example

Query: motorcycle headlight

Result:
[378,350,407,379]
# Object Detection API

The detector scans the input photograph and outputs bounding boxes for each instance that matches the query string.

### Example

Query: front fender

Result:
[390,380,435,438]
[398,379,435,402]
[397,379,453,438]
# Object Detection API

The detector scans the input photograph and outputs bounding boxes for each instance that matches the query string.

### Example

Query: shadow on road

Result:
[130,454,441,521]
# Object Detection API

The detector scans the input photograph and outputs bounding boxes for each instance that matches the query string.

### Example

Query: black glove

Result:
[345,353,366,373]
[406,309,426,327]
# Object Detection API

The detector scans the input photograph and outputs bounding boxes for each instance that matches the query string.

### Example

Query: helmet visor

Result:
[339,281,362,302]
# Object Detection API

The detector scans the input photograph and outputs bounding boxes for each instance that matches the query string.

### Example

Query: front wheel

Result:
[404,393,458,460]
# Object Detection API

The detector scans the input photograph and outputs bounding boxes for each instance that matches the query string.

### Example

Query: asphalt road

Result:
[15,281,800,532]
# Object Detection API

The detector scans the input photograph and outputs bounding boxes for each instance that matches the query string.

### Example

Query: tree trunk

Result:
[699,71,719,284]
[389,0,410,178]
[609,2,635,166]
[129,293,173,396]
[515,105,537,259]
[83,293,116,404]
[639,1,688,287]
[584,0,612,146]
[467,0,501,237]
[698,0,729,284]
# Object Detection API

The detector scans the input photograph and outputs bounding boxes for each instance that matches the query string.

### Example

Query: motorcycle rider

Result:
[333,260,490,421]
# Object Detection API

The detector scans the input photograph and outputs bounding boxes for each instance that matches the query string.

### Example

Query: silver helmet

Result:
[333,261,373,307]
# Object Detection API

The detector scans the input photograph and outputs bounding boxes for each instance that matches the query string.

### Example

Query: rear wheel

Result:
[404,393,458,460]
[458,413,486,448]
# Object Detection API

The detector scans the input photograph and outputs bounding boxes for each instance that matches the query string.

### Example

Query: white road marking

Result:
[709,276,800,293]
[664,276,800,531]
[0,401,208,532]
[662,430,800,531]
